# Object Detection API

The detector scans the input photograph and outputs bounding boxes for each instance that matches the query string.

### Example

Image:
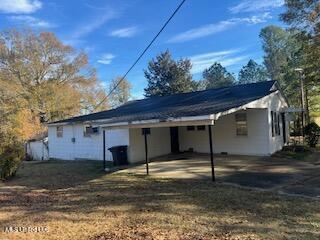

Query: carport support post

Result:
[103,130,106,170]
[208,125,215,182]
[143,130,149,175]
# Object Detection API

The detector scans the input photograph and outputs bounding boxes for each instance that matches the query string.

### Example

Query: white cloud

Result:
[229,0,284,14]
[97,53,115,65]
[0,0,42,14]
[110,26,138,38]
[168,13,272,43]
[189,49,248,74]
[8,15,53,28]
[72,9,118,39]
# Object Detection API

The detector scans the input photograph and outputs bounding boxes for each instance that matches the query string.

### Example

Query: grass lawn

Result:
[0,160,320,240]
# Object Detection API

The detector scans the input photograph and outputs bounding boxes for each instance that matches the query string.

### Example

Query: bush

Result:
[304,122,320,147]
[0,143,24,180]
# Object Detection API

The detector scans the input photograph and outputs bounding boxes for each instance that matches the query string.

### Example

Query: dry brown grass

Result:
[0,160,319,240]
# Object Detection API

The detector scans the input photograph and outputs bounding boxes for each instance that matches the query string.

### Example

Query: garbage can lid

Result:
[108,145,128,151]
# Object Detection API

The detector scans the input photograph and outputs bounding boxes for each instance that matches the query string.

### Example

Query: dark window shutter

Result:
[271,111,274,137]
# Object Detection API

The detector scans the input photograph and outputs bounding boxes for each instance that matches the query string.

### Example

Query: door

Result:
[170,127,180,153]
[281,113,286,143]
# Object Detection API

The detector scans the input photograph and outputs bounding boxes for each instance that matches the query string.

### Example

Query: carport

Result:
[101,117,217,181]
[95,81,290,182]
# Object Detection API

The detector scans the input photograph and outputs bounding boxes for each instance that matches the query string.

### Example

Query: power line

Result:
[92,0,187,111]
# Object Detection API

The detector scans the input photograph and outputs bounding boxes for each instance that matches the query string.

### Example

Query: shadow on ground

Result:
[0,159,320,239]
[120,151,320,197]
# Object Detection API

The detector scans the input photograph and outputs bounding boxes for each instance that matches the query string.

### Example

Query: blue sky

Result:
[0,0,285,98]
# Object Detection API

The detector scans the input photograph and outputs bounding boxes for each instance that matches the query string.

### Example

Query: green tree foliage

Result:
[259,25,303,106]
[238,59,269,84]
[144,50,197,97]
[202,62,235,89]
[280,0,320,113]
[304,122,320,147]
[108,77,132,108]
[259,26,297,84]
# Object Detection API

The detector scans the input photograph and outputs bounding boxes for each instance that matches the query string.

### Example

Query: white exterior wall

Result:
[27,141,49,161]
[48,91,289,161]
[128,127,171,163]
[267,93,288,154]
[179,109,270,156]
[48,124,129,161]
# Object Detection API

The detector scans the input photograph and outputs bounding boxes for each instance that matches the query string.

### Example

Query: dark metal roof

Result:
[50,80,277,125]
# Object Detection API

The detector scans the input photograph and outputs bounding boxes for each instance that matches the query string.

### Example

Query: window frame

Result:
[235,113,248,136]
[84,125,93,137]
[270,111,281,137]
[56,126,63,138]
[271,111,281,137]
[271,111,275,137]
[276,113,281,136]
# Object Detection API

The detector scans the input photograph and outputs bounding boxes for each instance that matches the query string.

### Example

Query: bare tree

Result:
[0,29,108,124]
[108,77,131,108]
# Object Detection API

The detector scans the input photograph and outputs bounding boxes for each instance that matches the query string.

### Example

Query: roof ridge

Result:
[145,80,276,99]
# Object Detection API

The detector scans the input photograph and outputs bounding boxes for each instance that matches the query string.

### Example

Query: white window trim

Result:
[56,126,63,138]
[235,113,248,136]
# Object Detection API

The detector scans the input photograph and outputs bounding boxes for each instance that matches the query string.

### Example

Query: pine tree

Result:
[238,59,269,84]
[202,62,235,89]
[144,50,197,97]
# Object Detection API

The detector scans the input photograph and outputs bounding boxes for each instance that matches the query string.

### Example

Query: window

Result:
[187,126,195,131]
[271,111,275,137]
[271,111,280,137]
[56,126,63,138]
[84,126,92,137]
[197,125,205,131]
[235,113,247,136]
[276,113,281,136]
[92,127,100,134]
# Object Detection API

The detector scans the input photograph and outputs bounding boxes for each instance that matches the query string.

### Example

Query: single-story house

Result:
[48,80,289,165]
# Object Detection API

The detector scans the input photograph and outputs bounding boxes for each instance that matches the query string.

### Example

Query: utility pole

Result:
[295,68,307,144]
[300,71,306,127]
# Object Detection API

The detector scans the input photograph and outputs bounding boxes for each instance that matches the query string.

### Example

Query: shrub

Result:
[0,143,24,180]
[304,122,320,147]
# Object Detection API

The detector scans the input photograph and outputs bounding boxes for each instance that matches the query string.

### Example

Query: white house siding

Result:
[179,109,271,156]
[128,127,171,163]
[48,91,289,161]
[48,124,129,161]
[48,125,75,160]
[267,93,288,154]
[26,141,49,161]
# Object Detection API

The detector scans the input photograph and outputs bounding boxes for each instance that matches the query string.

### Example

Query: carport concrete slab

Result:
[118,152,320,197]
[120,158,212,179]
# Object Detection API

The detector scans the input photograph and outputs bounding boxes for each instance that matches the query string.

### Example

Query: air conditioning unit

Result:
[84,126,100,136]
